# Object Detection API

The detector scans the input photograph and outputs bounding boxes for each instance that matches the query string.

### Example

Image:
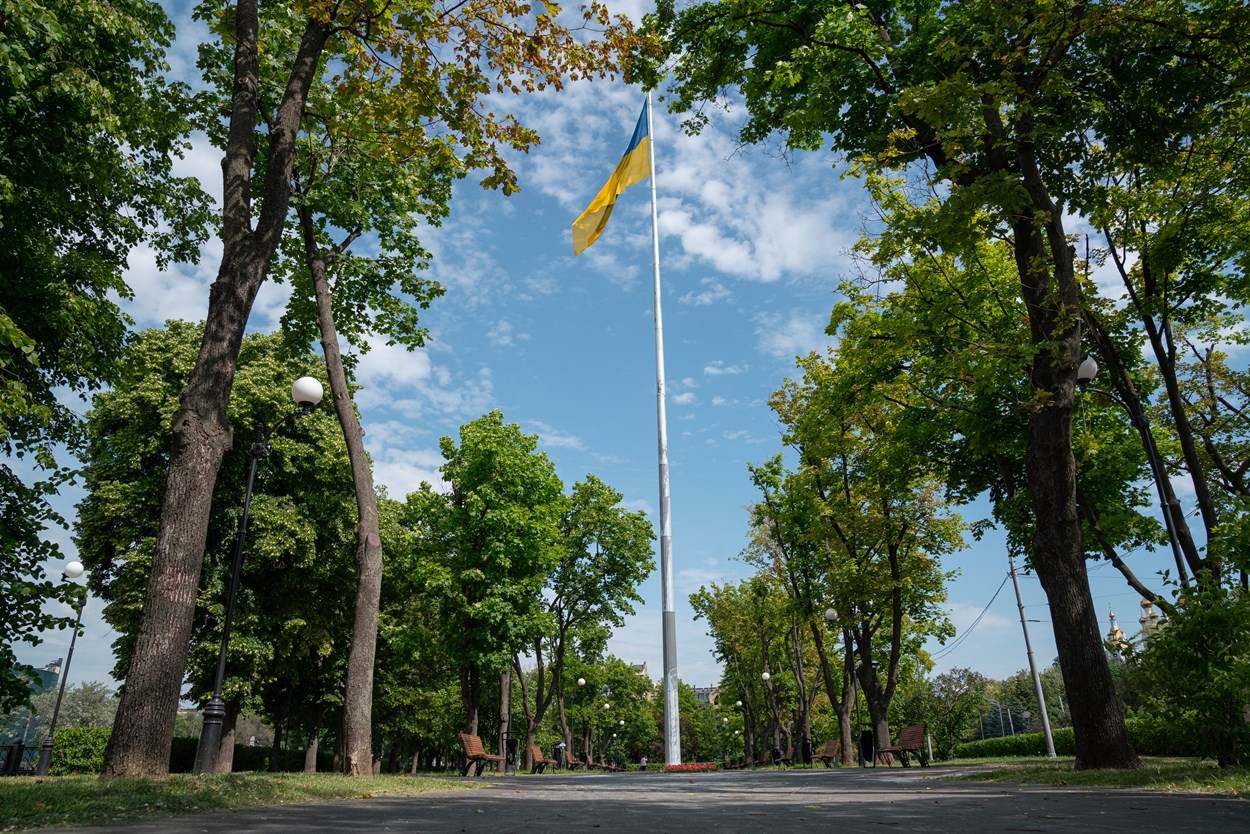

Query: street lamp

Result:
[1077,356,1189,587]
[194,376,323,774]
[35,561,86,776]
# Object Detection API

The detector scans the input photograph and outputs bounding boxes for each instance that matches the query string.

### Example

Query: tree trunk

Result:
[270,685,293,772]
[499,666,513,768]
[1012,136,1140,770]
[461,666,481,735]
[304,705,322,773]
[212,700,240,774]
[300,207,383,777]
[102,1,332,778]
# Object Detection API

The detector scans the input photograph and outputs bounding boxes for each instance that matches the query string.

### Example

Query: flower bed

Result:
[663,763,721,773]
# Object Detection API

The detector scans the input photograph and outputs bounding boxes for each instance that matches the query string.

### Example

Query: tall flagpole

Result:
[647,90,681,766]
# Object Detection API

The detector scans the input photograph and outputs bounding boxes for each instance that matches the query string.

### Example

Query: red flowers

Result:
[663,763,721,773]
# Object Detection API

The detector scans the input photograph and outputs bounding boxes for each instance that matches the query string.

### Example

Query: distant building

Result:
[2,659,62,743]
[692,685,720,706]
[631,662,649,679]
[1105,610,1128,656]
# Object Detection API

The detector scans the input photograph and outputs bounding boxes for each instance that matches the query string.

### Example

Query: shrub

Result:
[49,726,111,775]
[951,728,1075,759]
[1128,584,1250,766]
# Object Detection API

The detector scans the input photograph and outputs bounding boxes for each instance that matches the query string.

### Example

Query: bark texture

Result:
[102,2,331,777]
[1013,137,1140,770]
[302,207,384,776]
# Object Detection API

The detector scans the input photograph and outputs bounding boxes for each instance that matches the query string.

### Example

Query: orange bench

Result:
[529,744,557,774]
[563,749,583,770]
[458,732,504,776]
[813,738,841,768]
[876,723,928,767]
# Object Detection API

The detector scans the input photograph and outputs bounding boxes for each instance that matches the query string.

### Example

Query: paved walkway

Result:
[44,766,1250,834]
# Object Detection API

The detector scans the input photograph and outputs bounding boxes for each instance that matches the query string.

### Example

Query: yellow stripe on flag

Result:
[572,101,651,256]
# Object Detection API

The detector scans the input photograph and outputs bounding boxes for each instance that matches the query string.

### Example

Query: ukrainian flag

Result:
[572,100,651,256]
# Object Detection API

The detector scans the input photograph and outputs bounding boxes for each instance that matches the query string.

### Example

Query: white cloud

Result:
[356,336,434,387]
[526,420,587,452]
[680,278,732,306]
[487,320,525,347]
[672,392,697,406]
[755,310,836,360]
[704,361,746,376]
[370,446,448,498]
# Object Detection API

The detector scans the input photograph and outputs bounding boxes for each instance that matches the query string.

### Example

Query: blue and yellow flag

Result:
[572,101,652,256]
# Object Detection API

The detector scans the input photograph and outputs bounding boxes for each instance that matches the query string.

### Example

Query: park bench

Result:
[563,749,583,770]
[583,752,602,770]
[876,723,928,767]
[458,732,505,777]
[596,754,623,772]
[813,738,841,768]
[530,745,558,774]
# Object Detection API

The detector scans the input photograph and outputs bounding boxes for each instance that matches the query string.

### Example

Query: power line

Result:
[931,573,1010,661]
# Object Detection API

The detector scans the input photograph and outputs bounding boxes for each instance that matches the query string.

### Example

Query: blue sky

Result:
[15,0,1179,699]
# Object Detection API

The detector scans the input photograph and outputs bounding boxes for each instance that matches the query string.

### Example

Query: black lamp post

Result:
[194,376,323,775]
[35,561,86,776]
[1077,355,1189,588]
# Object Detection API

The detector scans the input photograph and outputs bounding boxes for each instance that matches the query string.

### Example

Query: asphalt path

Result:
[42,766,1250,834]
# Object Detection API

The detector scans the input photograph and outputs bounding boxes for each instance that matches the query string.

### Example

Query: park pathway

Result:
[43,766,1250,833]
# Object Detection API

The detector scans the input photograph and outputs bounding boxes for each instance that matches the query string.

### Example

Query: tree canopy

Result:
[0,0,210,713]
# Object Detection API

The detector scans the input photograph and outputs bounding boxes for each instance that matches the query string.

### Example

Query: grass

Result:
[944,756,1250,795]
[0,772,476,832]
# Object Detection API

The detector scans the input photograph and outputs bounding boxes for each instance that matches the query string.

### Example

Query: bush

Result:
[1129,584,1250,766]
[952,719,1220,761]
[47,730,327,774]
[169,736,199,772]
[951,728,1075,759]
[49,727,111,775]
[1125,714,1206,757]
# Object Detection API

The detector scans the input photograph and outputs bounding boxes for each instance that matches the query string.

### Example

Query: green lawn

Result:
[945,756,1250,795]
[0,772,476,832]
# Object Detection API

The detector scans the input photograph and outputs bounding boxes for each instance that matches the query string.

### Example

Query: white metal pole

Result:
[1009,553,1057,756]
[647,90,681,766]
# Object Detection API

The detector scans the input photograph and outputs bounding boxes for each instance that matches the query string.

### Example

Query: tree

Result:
[404,410,563,735]
[75,323,357,772]
[106,0,640,777]
[766,343,961,760]
[516,475,654,767]
[690,577,792,764]
[889,667,988,761]
[196,2,457,770]
[643,0,1248,769]
[1073,10,1250,593]
[0,0,210,711]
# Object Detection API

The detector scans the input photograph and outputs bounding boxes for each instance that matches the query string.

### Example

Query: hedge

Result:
[46,730,328,774]
[951,718,1207,760]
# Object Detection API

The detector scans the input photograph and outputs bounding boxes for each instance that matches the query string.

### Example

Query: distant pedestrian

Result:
[639,755,648,771]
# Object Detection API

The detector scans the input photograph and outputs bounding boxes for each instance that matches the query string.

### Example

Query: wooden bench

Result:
[458,732,504,776]
[596,754,623,772]
[529,745,557,774]
[876,723,928,767]
[563,749,583,770]
[813,738,841,768]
